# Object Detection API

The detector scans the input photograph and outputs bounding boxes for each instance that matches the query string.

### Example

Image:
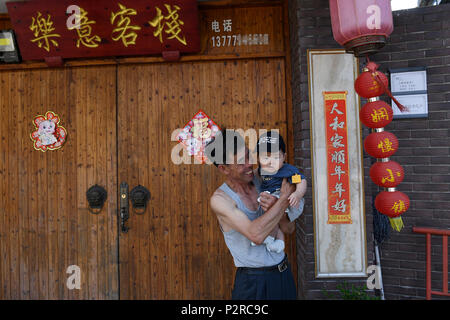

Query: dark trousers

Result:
[231,259,297,300]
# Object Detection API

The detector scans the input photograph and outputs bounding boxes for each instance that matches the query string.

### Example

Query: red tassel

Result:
[365,57,409,113]
[365,61,380,73]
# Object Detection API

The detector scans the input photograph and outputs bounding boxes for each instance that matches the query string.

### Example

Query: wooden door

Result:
[117,58,288,299]
[0,66,119,299]
[0,1,294,300]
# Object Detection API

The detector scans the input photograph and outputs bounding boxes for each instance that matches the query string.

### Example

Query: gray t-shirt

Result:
[218,177,285,267]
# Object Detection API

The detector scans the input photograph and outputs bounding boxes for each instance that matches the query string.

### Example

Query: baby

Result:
[253,130,307,253]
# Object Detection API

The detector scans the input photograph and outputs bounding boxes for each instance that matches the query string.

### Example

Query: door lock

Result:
[120,182,129,233]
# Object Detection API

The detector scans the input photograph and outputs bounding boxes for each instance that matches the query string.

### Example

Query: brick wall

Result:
[289,0,450,300]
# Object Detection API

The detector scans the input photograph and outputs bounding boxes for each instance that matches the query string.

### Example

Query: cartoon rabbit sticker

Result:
[37,119,58,146]
[30,111,67,152]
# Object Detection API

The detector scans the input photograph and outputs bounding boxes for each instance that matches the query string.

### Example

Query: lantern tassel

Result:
[365,56,409,113]
[374,73,409,113]
[389,217,404,232]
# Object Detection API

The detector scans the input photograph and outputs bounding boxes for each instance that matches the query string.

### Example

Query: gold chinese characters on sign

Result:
[29,12,61,52]
[111,3,142,47]
[149,4,187,45]
[68,7,101,48]
[27,2,189,52]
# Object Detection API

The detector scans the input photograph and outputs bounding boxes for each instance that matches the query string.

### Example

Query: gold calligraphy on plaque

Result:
[68,8,101,48]
[149,4,187,45]
[111,3,141,47]
[29,12,61,52]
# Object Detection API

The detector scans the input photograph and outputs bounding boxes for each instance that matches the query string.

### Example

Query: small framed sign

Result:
[390,69,427,93]
[389,67,428,119]
[392,93,428,119]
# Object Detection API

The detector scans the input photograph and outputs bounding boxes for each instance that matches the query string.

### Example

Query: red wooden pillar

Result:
[426,233,431,300]
[414,227,450,300]
[442,235,448,296]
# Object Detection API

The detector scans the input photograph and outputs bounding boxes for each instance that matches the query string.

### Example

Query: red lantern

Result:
[364,130,398,158]
[375,191,410,218]
[360,100,393,128]
[356,60,408,112]
[370,161,404,188]
[354,62,389,98]
[329,0,394,57]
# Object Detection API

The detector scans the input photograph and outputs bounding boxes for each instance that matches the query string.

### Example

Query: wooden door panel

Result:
[0,66,118,299]
[118,58,288,299]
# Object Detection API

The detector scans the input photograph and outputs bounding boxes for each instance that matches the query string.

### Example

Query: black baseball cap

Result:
[256,130,286,155]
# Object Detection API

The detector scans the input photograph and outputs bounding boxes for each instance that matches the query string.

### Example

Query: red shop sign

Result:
[6,0,200,61]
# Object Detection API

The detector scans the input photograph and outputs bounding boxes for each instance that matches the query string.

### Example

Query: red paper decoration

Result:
[370,161,404,188]
[177,110,221,164]
[30,111,67,152]
[364,131,399,158]
[375,191,410,218]
[360,100,393,128]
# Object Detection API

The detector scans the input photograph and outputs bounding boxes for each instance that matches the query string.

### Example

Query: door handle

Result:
[86,185,107,214]
[120,182,129,233]
[130,185,151,215]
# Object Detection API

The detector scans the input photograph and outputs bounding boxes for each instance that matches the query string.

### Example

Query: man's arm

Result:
[259,180,307,235]
[279,213,295,234]
[260,193,295,234]
[211,179,294,245]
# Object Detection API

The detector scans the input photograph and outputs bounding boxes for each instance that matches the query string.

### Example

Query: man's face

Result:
[258,151,285,174]
[220,147,254,183]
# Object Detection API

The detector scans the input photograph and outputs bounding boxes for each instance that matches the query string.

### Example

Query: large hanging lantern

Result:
[364,130,399,158]
[370,160,404,188]
[329,0,394,57]
[360,100,393,128]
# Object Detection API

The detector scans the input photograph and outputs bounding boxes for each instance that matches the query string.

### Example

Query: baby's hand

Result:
[288,192,302,208]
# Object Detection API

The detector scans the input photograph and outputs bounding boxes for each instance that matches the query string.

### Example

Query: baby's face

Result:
[258,151,285,174]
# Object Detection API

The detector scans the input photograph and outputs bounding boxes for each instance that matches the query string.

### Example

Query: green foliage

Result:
[322,281,381,300]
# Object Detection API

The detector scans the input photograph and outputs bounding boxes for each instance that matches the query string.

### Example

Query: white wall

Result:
[0,0,7,13]
[0,0,28,13]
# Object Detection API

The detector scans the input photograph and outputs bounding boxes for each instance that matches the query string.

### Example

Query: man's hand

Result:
[259,179,296,212]
[259,192,277,212]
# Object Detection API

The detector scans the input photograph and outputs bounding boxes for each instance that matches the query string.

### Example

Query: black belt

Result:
[238,255,288,273]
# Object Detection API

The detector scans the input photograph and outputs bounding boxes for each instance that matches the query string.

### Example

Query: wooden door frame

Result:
[0,0,298,294]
